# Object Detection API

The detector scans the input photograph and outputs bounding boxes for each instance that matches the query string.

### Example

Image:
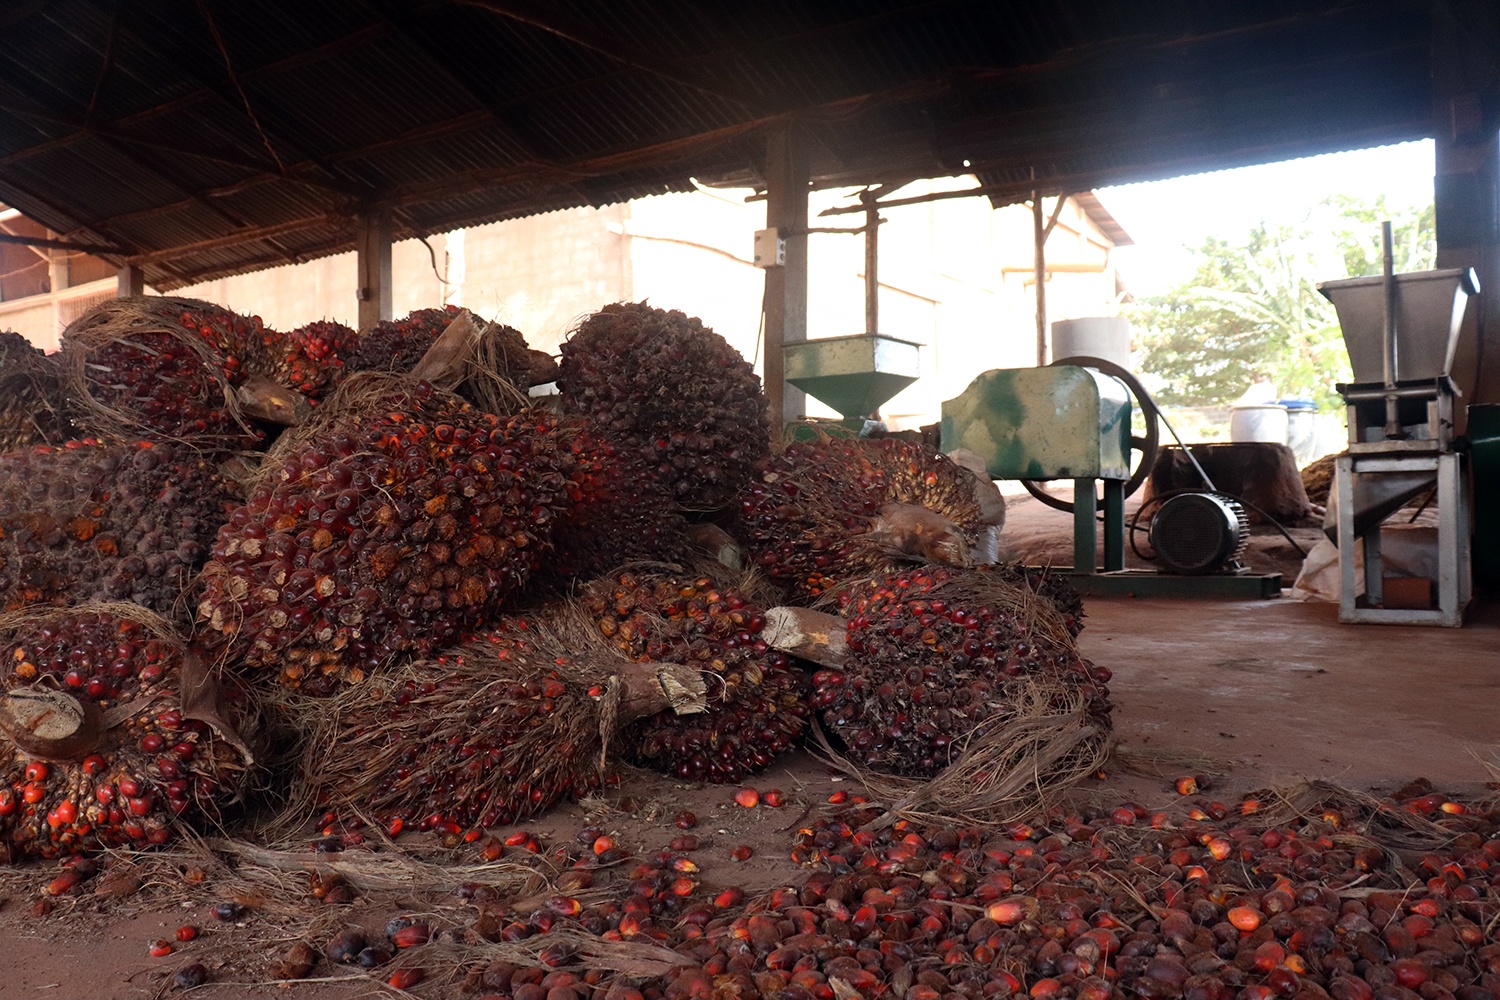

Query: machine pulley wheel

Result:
[1019,355,1161,514]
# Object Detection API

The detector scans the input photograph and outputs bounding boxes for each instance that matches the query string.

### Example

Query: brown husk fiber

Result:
[812,676,1110,830]
[58,296,265,446]
[0,332,74,449]
[284,599,706,835]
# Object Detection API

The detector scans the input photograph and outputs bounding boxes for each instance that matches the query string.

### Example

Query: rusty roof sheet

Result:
[0,0,1463,290]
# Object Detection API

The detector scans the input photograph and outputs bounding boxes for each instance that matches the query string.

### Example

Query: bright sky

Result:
[1097,140,1436,297]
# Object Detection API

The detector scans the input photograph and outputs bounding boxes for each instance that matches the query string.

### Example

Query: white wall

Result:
[462,205,631,356]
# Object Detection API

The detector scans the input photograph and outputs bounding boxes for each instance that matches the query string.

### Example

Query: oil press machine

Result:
[777,187,1278,597]
[782,337,1282,597]
[1316,223,1477,626]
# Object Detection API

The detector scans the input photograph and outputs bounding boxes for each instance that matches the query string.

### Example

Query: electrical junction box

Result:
[753,228,785,268]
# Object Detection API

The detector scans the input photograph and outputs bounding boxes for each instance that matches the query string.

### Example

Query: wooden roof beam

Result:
[0,231,126,254]
[125,213,343,265]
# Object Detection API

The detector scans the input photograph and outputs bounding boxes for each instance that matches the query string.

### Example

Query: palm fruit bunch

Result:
[0,608,253,860]
[60,297,278,447]
[0,440,233,617]
[196,378,575,694]
[582,570,809,783]
[810,566,1111,776]
[734,435,988,598]
[0,330,73,450]
[346,306,554,398]
[531,423,690,591]
[274,319,359,398]
[297,620,705,839]
[558,301,770,511]
[346,306,457,375]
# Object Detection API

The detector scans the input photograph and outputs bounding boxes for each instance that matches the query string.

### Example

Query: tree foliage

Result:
[1127,196,1436,408]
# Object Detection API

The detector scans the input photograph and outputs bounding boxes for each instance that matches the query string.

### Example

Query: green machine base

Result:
[1052,569,1283,599]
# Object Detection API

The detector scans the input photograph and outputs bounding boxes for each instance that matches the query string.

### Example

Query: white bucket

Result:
[1229,403,1289,444]
[1051,317,1131,369]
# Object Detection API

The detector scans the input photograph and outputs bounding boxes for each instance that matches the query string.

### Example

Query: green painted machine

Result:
[941,361,1281,598]
[776,340,1280,597]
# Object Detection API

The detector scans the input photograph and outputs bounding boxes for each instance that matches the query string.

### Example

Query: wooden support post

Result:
[356,207,393,333]
[1033,191,1047,367]
[862,190,879,336]
[1433,1,1500,411]
[763,126,809,427]
[117,265,145,298]
[47,236,67,336]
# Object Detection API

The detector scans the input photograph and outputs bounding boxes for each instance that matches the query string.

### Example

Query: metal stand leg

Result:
[1073,477,1097,574]
[1457,456,1472,610]
[1436,452,1470,625]
[1102,478,1124,572]
[1336,456,1358,621]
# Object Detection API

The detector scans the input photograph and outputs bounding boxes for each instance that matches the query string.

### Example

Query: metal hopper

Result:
[1316,268,1477,383]
[783,334,921,422]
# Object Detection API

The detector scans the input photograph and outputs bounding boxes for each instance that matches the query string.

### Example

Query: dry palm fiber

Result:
[58,296,287,448]
[992,562,1086,636]
[558,301,770,511]
[0,438,233,618]
[732,433,989,598]
[196,373,575,694]
[0,604,255,860]
[812,677,1108,829]
[1301,452,1336,507]
[807,566,1110,777]
[580,567,809,783]
[0,331,74,450]
[293,610,707,837]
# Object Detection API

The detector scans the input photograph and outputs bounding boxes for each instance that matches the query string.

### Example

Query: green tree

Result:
[1127,197,1435,409]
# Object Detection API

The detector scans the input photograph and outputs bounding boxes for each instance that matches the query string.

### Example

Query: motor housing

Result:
[1148,492,1250,575]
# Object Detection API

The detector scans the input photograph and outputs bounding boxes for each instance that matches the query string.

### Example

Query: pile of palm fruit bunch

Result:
[0,289,1105,864]
[731,433,996,598]
[559,301,771,511]
[0,606,253,861]
[579,568,809,783]
[811,567,1109,775]
[266,780,1498,1000]
[0,439,234,616]
[293,611,707,839]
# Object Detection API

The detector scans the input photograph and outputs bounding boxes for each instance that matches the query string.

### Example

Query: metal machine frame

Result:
[1334,449,1471,626]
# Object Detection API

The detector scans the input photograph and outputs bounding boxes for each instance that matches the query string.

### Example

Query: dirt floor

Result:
[1,491,1495,999]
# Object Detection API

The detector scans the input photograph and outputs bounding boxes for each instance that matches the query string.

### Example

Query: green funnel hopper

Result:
[783,334,921,419]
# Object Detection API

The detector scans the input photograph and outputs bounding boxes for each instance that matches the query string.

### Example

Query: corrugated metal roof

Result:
[0,0,1466,290]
